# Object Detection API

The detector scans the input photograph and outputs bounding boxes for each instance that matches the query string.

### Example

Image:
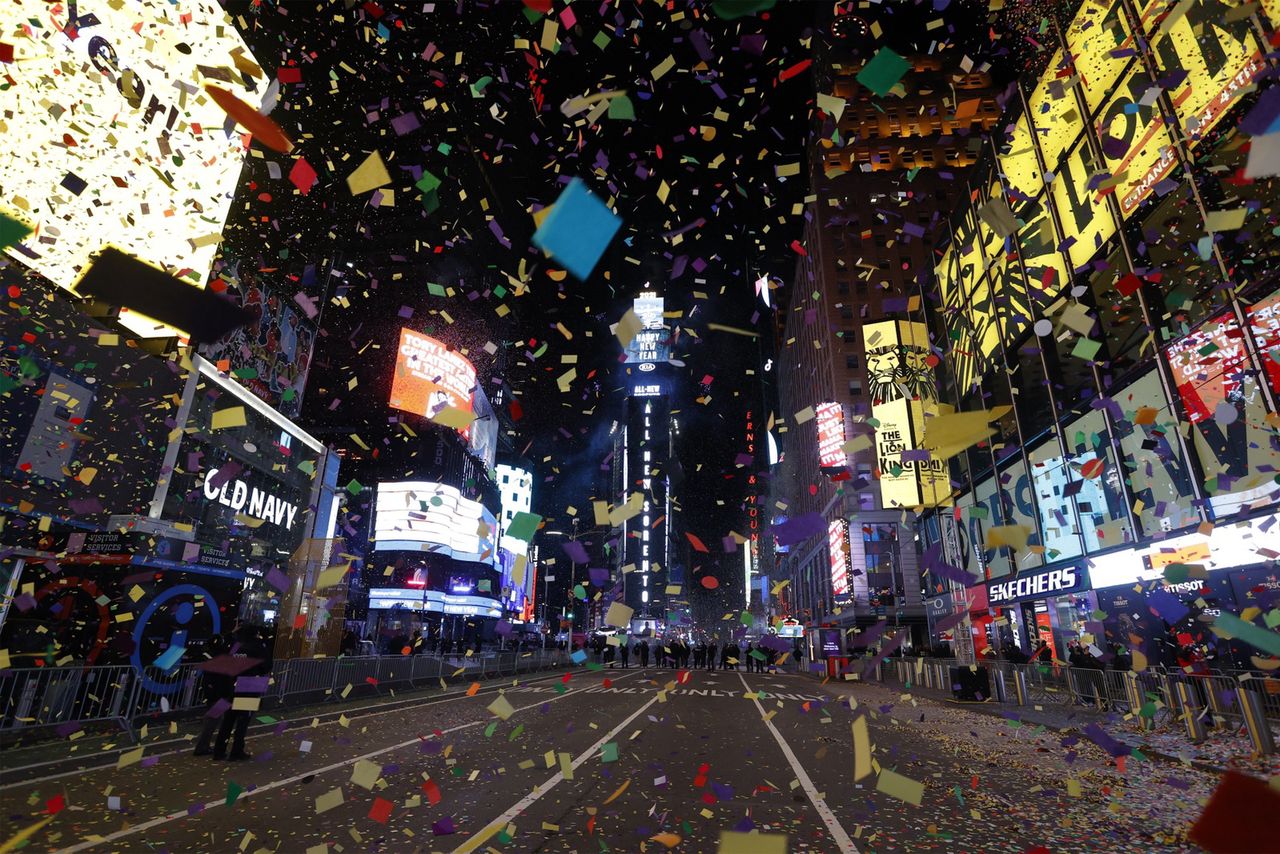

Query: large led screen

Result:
[388,329,477,428]
[0,1,261,338]
[373,481,497,563]
[815,401,847,470]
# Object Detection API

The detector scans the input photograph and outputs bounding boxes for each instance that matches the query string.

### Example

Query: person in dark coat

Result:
[212,626,268,761]
[706,641,718,670]
[637,640,649,668]
[620,639,630,668]
[193,629,234,756]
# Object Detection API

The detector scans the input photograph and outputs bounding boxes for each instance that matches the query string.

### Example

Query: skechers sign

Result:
[203,469,299,531]
[987,566,1088,606]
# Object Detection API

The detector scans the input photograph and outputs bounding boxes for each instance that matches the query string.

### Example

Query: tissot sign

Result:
[203,468,300,531]
[987,565,1089,606]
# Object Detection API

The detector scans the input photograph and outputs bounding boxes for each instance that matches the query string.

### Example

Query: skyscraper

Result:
[614,292,678,633]
[772,38,1000,644]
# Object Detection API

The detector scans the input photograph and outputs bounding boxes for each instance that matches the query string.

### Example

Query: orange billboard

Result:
[388,329,477,429]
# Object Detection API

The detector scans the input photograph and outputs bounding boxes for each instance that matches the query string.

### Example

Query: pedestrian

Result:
[638,640,650,668]
[212,626,267,761]
[1034,640,1052,664]
[620,640,630,669]
[745,642,755,672]
[693,642,704,669]
[720,643,730,670]
[193,629,233,757]
[704,640,716,670]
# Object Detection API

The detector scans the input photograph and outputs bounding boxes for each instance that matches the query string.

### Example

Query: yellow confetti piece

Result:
[488,695,515,721]
[0,816,55,854]
[852,716,872,782]
[116,747,143,769]
[876,768,924,806]
[210,406,247,430]
[315,787,344,814]
[602,779,630,805]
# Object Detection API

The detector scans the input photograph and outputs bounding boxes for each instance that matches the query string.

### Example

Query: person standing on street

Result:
[193,628,233,757]
[638,639,649,668]
[706,640,718,671]
[620,639,630,669]
[212,626,268,761]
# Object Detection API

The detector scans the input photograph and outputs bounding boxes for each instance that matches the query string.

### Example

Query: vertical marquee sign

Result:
[864,320,950,509]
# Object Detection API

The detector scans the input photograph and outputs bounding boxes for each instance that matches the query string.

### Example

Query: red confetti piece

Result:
[779,59,812,81]
[368,797,393,824]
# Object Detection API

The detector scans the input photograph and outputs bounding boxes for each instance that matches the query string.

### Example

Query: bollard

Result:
[1124,673,1154,732]
[1158,673,1181,714]
[992,669,1008,704]
[1238,680,1276,756]
[1174,682,1207,744]
[1011,668,1028,706]
[1205,680,1231,727]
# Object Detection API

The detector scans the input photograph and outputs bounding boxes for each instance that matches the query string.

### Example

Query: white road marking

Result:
[2,668,574,789]
[52,669,647,854]
[737,671,859,853]
[450,690,660,854]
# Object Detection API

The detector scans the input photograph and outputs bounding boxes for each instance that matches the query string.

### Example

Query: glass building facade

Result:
[896,1,1280,660]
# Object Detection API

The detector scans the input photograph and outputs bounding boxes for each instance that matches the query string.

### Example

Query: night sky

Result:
[211,0,1038,601]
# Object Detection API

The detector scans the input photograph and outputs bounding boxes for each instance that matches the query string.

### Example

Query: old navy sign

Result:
[987,565,1088,606]
[203,468,300,530]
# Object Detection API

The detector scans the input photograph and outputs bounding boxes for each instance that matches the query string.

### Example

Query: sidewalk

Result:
[0,658,573,776]
[804,666,1280,779]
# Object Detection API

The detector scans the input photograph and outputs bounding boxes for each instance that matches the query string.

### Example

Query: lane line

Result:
[736,671,859,854]
[3,667,575,789]
[52,669,647,854]
[450,690,660,854]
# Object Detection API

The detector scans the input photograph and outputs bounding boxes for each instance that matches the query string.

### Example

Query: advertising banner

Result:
[0,0,261,338]
[388,329,477,429]
[1137,0,1264,149]
[373,481,498,564]
[1164,309,1248,425]
[828,519,850,598]
[1246,289,1280,396]
[198,261,320,420]
[815,401,847,470]
[864,320,950,508]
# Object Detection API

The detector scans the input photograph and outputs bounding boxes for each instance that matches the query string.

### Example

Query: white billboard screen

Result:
[0,1,261,338]
[373,481,497,563]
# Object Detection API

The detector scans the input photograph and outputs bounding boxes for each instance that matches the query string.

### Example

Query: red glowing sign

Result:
[816,401,846,469]
[388,328,477,431]
[828,519,849,597]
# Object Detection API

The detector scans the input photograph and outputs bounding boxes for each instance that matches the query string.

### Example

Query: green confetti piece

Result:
[226,781,244,807]
[0,211,33,251]
[1214,612,1280,657]
[345,478,364,496]
[484,722,498,738]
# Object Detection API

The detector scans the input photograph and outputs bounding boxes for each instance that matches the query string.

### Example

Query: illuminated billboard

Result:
[1164,310,1250,424]
[388,329,477,428]
[624,292,669,365]
[373,481,497,563]
[828,519,850,598]
[865,320,950,509]
[815,402,847,469]
[0,1,261,338]
[1247,289,1280,396]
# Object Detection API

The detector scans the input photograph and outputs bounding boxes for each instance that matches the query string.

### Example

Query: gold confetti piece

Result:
[602,779,630,805]
[876,768,924,806]
[210,406,247,430]
[488,695,515,720]
[345,151,392,194]
[852,716,872,782]
[314,787,344,814]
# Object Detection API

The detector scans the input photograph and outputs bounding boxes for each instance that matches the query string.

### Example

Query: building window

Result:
[845,355,860,370]
[849,379,863,396]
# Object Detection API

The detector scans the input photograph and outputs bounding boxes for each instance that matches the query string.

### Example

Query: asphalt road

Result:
[0,665,1216,853]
